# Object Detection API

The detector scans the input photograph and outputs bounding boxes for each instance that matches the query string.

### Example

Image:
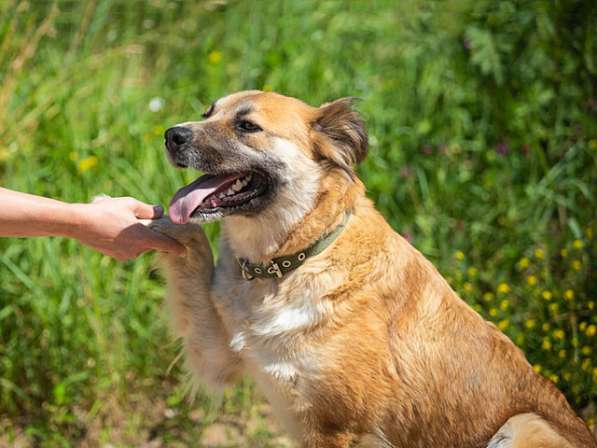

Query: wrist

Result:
[57,202,88,239]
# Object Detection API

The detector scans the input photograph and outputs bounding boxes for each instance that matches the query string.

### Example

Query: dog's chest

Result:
[213,260,345,435]
[229,294,324,440]
[221,267,343,407]
[229,294,323,387]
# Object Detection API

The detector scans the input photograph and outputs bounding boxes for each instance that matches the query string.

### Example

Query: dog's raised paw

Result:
[146,216,212,258]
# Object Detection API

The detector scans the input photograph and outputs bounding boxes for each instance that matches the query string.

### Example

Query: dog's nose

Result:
[165,126,193,152]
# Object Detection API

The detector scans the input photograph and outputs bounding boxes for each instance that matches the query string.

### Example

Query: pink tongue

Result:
[169,174,239,224]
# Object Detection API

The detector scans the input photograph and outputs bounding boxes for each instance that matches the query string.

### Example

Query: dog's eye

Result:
[236,120,262,133]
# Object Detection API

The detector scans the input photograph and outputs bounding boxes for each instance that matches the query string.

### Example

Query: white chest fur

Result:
[229,286,332,385]
[213,258,345,437]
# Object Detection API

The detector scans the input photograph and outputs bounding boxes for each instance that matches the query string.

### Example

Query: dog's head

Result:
[164,91,367,224]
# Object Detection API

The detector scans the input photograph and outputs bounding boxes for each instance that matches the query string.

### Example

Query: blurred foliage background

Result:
[0,0,595,446]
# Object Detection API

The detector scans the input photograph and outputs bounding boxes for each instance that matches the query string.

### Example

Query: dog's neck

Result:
[222,171,363,263]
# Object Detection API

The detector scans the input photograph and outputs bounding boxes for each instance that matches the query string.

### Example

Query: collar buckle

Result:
[266,261,283,278]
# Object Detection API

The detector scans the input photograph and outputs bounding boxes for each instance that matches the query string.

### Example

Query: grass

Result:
[0,0,595,446]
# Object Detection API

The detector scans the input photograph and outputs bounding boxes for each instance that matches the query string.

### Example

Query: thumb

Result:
[132,200,164,219]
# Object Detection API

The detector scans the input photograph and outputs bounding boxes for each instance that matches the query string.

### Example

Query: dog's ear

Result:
[311,97,368,178]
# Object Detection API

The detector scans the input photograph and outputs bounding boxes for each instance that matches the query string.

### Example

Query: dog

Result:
[150,90,596,447]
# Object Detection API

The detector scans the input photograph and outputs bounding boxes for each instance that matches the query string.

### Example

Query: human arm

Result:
[0,187,185,260]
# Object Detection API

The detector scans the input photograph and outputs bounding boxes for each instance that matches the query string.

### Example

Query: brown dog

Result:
[151,91,596,447]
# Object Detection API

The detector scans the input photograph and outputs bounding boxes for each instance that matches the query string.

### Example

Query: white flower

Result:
[148,97,164,112]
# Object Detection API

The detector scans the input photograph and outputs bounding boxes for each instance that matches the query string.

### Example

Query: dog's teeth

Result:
[225,187,235,195]
[232,180,243,192]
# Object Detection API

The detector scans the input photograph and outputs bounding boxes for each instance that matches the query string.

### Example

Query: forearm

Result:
[0,187,184,259]
[0,187,80,238]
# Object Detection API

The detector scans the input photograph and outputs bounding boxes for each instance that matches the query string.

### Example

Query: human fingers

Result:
[130,199,164,219]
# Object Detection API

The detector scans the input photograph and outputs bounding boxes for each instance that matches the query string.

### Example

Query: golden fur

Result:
[151,91,596,447]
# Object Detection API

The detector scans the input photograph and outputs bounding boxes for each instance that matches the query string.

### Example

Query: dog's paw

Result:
[146,216,212,260]
[146,216,203,243]
[148,216,214,280]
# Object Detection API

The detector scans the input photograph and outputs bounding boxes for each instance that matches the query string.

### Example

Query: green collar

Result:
[237,212,351,281]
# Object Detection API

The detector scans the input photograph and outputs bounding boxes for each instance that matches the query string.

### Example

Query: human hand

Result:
[68,197,185,261]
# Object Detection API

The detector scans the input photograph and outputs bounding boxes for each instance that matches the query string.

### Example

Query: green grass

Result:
[0,0,596,446]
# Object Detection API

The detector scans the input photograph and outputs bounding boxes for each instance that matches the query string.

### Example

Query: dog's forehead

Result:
[215,91,315,119]
[214,90,261,111]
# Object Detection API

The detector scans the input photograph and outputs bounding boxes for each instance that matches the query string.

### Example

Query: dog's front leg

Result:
[149,218,243,391]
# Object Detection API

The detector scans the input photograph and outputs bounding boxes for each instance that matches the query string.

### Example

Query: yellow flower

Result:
[593,368,597,380]
[208,50,222,64]
[526,275,537,286]
[541,290,552,300]
[549,374,558,384]
[590,139,597,150]
[463,282,473,293]
[589,301,595,310]
[489,308,498,317]
[0,147,13,162]
[564,290,574,301]
[534,248,544,259]
[498,319,509,330]
[525,319,536,329]
[560,248,568,258]
[69,151,78,161]
[542,322,551,332]
[483,292,494,302]
[582,358,591,371]
[563,371,571,381]
[553,329,565,340]
[580,322,587,331]
[454,250,465,261]
[571,260,582,271]
[497,283,510,294]
[586,227,593,240]
[533,364,542,373]
[518,257,529,269]
[467,267,478,277]
[586,325,597,337]
[581,346,592,356]
[572,239,584,250]
[558,349,566,359]
[78,156,98,172]
[499,299,509,311]
[548,303,559,314]
[542,338,552,350]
